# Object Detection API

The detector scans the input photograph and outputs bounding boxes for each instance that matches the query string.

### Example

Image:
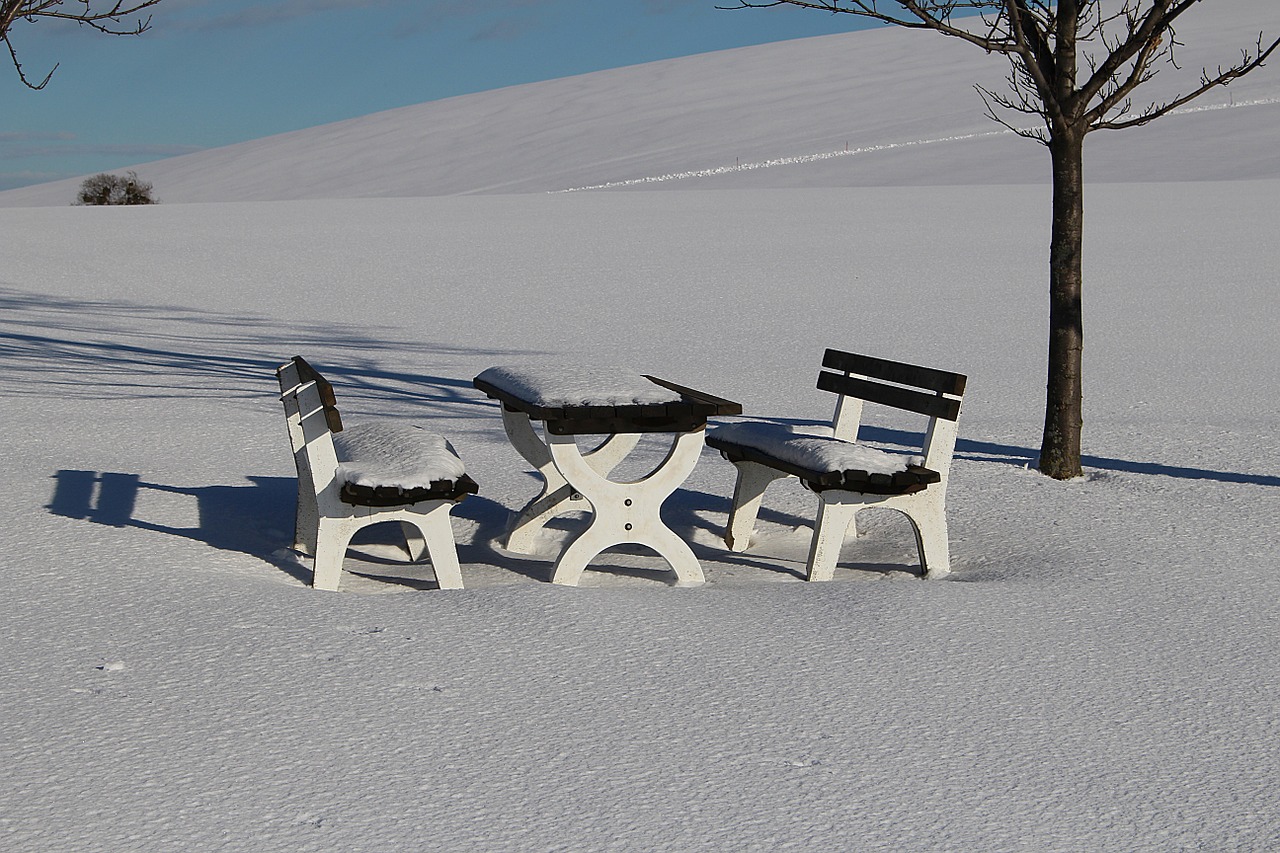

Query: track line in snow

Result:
[554,129,1011,193]
[554,96,1280,193]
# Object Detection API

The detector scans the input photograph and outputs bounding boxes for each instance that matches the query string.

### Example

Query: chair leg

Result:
[725,461,787,552]
[294,478,319,557]
[401,521,428,561]
[805,497,858,582]
[313,518,357,591]
[902,500,952,579]
[412,507,464,590]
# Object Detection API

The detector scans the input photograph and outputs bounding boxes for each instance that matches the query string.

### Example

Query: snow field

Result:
[3,181,1279,849]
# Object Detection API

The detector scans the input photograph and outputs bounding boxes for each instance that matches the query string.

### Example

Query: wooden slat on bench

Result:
[340,474,479,507]
[291,356,344,432]
[823,349,967,396]
[816,371,962,421]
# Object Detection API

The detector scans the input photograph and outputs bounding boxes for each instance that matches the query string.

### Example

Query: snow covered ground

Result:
[4,7,1280,852]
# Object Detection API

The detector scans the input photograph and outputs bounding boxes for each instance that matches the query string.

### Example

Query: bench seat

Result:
[333,422,478,506]
[708,422,939,495]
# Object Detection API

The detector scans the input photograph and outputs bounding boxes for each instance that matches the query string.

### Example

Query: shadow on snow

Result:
[768,417,1279,489]
[0,285,532,419]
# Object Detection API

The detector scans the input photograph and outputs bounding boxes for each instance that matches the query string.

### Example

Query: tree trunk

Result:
[1039,129,1085,479]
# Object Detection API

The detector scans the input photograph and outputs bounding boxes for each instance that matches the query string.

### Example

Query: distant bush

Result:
[75,171,157,206]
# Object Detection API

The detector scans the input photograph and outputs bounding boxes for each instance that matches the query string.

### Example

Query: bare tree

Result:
[721,0,1279,479]
[3,0,163,89]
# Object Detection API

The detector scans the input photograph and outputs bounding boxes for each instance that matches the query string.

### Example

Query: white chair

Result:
[707,349,966,580]
[276,357,476,591]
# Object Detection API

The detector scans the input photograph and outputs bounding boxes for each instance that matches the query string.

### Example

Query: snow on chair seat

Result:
[333,422,477,506]
[276,356,476,591]
[707,349,966,581]
[709,421,940,496]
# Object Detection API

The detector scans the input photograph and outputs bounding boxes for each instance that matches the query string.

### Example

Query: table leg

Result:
[500,407,640,553]
[546,427,705,587]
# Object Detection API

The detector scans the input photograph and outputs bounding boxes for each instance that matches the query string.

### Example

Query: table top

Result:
[474,368,741,435]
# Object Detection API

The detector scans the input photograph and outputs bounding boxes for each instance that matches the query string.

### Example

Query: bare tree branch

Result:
[3,31,54,88]
[1093,32,1280,130]
[717,1,1023,53]
[2,0,163,89]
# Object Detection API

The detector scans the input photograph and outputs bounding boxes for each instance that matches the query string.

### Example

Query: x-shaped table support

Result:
[500,407,705,586]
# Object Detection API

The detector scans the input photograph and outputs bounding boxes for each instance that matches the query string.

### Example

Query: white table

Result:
[474,366,741,586]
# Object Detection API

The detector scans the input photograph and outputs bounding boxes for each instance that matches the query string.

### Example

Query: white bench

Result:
[707,349,967,580]
[276,356,477,591]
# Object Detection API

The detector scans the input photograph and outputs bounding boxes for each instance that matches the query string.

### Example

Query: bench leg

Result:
[410,506,464,590]
[401,521,428,561]
[901,498,952,579]
[293,461,320,556]
[805,496,858,582]
[724,461,788,552]
[313,517,359,591]
[806,491,951,581]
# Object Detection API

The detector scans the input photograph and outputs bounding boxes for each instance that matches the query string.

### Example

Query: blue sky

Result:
[2,0,879,191]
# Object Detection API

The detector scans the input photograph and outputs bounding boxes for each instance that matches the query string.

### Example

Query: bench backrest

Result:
[276,357,345,497]
[818,348,967,480]
[278,356,343,430]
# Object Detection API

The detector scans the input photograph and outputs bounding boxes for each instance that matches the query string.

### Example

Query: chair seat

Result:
[708,421,938,495]
[333,422,475,506]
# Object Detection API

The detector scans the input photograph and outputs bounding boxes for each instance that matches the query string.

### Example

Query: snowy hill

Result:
[4,8,1280,207]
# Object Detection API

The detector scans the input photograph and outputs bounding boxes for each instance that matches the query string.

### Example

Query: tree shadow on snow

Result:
[767,417,1280,488]
[0,286,535,421]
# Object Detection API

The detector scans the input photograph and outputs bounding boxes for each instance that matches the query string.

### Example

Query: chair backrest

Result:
[817,348,967,478]
[283,356,344,427]
[276,357,345,498]
[277,358,303,396]
[277,356,344,443]
[289,378,343,494]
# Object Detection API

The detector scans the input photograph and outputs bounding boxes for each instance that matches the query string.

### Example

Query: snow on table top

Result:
[711,420,921,475]
[476,364,683,408]
[332,421,467,488]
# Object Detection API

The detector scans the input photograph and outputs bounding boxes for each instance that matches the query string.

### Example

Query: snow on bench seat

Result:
[334,421,467,489]
[712,421,918,473]
[708,420,937,494]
